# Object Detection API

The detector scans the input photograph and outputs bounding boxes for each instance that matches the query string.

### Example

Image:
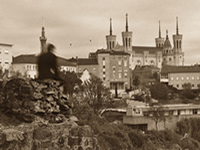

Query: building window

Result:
[178,110,181,115]
[124,72,127,78]
[176,77,179,80]
[186,77,189,80]
[5,50,9,54]
[124,60,127,67]
[171,77,173,80]
[177,84,179,88]
[181,77,184,80]
[103,66,105,68]
[193,109,198,114]
[93,68,96,71]
[103,57,105,60]
[103,77,106,80]
[197,77,200,80]
[192,77,194,80]
[119,73,121,79]
[192,84,194,87]
[118,60,122,66]
[169,58,172,61]
[103,60,105,66]
[5,60,9,64]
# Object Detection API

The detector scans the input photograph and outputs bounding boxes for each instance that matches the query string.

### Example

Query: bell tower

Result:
[122,14,132,52]
[40,18,47,53]
[172,17,184,66]
[155,21,165,48]
[106,18,116,50]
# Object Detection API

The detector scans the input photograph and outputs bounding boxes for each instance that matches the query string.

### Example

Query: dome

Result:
[164,38,172,48]
[164,30,172,48]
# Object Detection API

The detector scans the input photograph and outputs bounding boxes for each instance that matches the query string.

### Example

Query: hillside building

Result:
[124,103,200,131]
[0,43,13,70]
[160,65,200,90]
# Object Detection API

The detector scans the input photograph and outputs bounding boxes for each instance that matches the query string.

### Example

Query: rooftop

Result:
[13,54,76,66]
[161,65,200,74]
[96,49,130,55]
[132,46,163,53]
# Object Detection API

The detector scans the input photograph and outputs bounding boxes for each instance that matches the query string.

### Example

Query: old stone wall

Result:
[0,120,99,150]
[0,78,99,150]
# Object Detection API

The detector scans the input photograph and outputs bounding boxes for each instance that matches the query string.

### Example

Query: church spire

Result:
[176,17,179,35]
[40,17,47,53]
[110,18,112,35]
[166,30,169,39]
[126,13,128,32]
[159,21,161,38]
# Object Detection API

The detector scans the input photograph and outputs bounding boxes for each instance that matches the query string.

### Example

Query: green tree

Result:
[74,74,112,114]
[153,71,160,81]
[150,82,169,100]
[132,75,141,89]
[60,71,82,97]
[147,105,166,131]
[182,83,196,99]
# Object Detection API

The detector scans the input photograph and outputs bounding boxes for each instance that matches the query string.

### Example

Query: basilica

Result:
[105,14,184,69]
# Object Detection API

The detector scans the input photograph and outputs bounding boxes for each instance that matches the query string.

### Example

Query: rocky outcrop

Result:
[0,120,99,150]
[3,78,72,123]
[0,78,100,150]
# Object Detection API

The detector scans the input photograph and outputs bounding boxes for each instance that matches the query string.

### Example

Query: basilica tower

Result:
[122,14,132,52]
[163,30,175,66]
[40,19,47,53]
[172,17,184,66]
[106,18,116,50]
[155,21,165,48]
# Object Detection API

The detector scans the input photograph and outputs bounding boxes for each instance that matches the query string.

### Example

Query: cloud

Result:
[0,0,200,64]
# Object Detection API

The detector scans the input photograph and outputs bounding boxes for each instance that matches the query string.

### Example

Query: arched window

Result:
[177,41,178,49]
[179,41,181,49]
[137,60,141,66]
[112,41,115,48]
[125,38,128,47]
[110,41,112,49]
[129,38,131,47]
[150,60,155,66]
[174,41,176,48]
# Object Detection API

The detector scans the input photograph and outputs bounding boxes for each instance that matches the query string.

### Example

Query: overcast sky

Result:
[1,0,200,65]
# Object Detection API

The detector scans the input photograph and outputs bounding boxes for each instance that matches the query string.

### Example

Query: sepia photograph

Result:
[0,0,200,149]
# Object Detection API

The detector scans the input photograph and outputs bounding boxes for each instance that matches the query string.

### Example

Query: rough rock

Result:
[0,78,100,149]
[3,78,72,123]
[0,120,99,150]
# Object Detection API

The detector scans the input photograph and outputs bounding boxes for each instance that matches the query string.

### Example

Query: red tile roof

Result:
[161,65,200,74]
[68,58,98,65]
[13,54,36,64]
[13,54,76,66]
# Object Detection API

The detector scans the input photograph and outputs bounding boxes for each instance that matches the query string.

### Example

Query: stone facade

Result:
[0,43,13,70]
[161,65,200,90]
